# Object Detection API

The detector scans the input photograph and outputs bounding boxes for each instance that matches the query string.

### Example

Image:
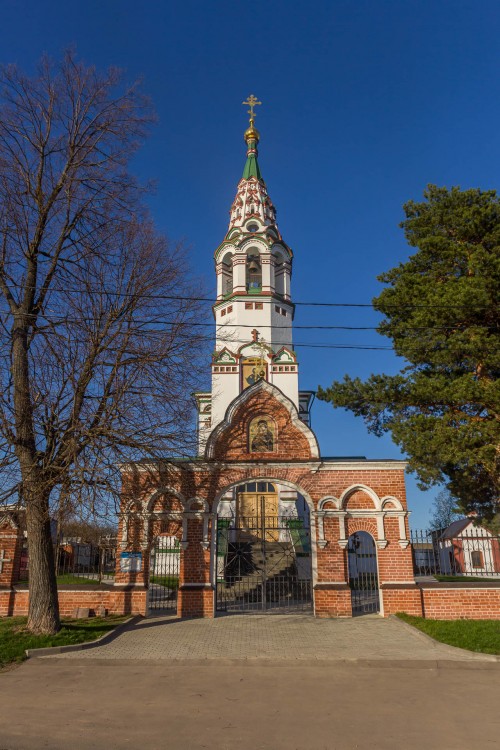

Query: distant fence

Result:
[411,528,500,578]
[19,537,117,584]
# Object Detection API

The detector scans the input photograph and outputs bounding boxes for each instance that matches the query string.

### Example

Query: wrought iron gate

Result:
[347,531,380,615]
[216,497,312,613]
[148,536,180,611]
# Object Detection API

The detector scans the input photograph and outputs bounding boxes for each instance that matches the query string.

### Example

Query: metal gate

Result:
[216,496,312,614]
[148,535,180,611]
[347,531,380,615]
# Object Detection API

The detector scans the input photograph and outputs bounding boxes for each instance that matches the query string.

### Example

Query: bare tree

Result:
[429,489,462,531]
[0,53,205,633]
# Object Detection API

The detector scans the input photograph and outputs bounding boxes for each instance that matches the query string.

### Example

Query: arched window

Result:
[274,251,286,296]
[246,250,262,292]
[221,252,233,295]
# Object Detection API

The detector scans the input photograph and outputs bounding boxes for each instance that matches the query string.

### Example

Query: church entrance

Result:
[215,482,313,613]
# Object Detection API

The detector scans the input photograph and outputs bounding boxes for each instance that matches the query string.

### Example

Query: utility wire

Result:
[0,284,493,310]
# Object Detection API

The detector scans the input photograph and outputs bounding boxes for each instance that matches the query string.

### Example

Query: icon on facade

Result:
[249,416,275,452]
[242,357,267,387]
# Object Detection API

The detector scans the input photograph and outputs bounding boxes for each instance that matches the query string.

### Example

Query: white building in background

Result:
[439,519,500,576]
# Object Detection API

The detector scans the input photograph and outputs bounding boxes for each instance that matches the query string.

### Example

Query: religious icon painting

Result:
[249,416,276,453]
[241,357,267,388]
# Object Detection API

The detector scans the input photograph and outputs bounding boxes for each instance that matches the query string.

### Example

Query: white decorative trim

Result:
[318,496,340,511]
[398,540,411,549]
[119,459,407,472]
[186,497,209,513]
[0,549,12,573]
[339,484,380,511]
[376,540,388,549]
[144,486,186,512]
[0,513,20,531]
[204,379,320,459]
[380,495,404,511]
[338,539,349,549]
[317,539,328,549]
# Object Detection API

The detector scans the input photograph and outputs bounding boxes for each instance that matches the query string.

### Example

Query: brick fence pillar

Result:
[113,511,147,615]
[314,514,352,617]
[177,512,214,618]
[0,512,23,588]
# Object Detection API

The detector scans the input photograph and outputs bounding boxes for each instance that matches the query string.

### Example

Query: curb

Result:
[25,615,143,658]
[390,615,500,662]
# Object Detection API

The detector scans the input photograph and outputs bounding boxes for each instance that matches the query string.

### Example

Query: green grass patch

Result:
[150,575,179,589]
[396,613,500,654]
[19,574,114,586]
[56,574,100,585]
[435,575,499,583]
[0,615,128,668]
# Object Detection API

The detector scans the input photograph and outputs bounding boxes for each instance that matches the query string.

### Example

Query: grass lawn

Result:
[397,613,500,654]
[0,615,128,668]
[150,574,179,588]
[435,574,499,583]
[56,574,106,585]
[19,574,113,586]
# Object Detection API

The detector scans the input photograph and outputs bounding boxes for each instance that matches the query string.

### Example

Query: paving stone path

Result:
[48,613,495,662]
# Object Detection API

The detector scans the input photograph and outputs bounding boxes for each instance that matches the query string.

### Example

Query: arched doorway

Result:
[148,534,180,611]
[215,481,313,613]
[347,531,380,615]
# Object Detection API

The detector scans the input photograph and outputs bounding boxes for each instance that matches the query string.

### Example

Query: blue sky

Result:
[2,0,499,526]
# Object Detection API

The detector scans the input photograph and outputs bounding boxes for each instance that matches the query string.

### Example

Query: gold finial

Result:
[242,94,261,144]
[242,94,262,120]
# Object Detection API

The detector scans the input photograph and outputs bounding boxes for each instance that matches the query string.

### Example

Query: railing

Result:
[411,528,500,578]
[18,538,117,585]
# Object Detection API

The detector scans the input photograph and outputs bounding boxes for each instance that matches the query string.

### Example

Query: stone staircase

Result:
[217,540,311,611]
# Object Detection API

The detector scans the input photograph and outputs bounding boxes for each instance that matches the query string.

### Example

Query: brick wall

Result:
[0,587,147,618]
[382,583,500,620]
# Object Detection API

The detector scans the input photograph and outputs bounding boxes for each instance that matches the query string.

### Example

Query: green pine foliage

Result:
[318,185,500,517]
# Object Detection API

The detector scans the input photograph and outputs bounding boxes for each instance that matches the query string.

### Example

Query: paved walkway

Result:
[48,613,495,663]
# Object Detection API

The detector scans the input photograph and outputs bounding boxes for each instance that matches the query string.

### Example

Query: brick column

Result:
[177,512,214,618]
[378,515,419,616]
[113,512,148,615]
[314,515,352,617]
[0,512,23,590]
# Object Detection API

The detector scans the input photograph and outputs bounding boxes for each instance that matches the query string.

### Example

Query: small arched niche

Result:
[273,249,287,296]
[221,251,233,295]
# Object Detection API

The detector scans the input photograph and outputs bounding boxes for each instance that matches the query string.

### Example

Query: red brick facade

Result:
[2,383,499,622]
[117,384,419,618]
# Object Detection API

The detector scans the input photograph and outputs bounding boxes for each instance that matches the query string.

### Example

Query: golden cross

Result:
[242,94,262,120]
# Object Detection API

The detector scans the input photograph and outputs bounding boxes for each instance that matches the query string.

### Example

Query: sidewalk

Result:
[44,612,497,663]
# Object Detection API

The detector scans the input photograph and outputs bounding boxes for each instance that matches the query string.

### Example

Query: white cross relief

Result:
[0,549,11,573]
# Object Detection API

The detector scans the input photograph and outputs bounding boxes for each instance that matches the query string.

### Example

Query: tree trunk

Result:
[25,489,60,634]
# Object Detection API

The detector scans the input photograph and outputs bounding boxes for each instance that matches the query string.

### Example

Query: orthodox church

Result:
[117,97,417,619]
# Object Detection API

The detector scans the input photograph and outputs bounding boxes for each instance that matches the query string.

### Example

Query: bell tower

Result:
[195,96,313,452]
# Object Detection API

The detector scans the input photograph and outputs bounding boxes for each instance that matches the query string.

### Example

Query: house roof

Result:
[440,518,471,539]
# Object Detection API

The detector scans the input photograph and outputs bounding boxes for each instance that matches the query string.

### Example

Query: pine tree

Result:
[318,185,500,517]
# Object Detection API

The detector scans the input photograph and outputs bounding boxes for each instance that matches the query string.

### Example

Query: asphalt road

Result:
[1,657,499,749]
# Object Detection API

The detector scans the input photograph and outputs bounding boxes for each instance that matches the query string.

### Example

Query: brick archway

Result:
[213,477,315,614]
